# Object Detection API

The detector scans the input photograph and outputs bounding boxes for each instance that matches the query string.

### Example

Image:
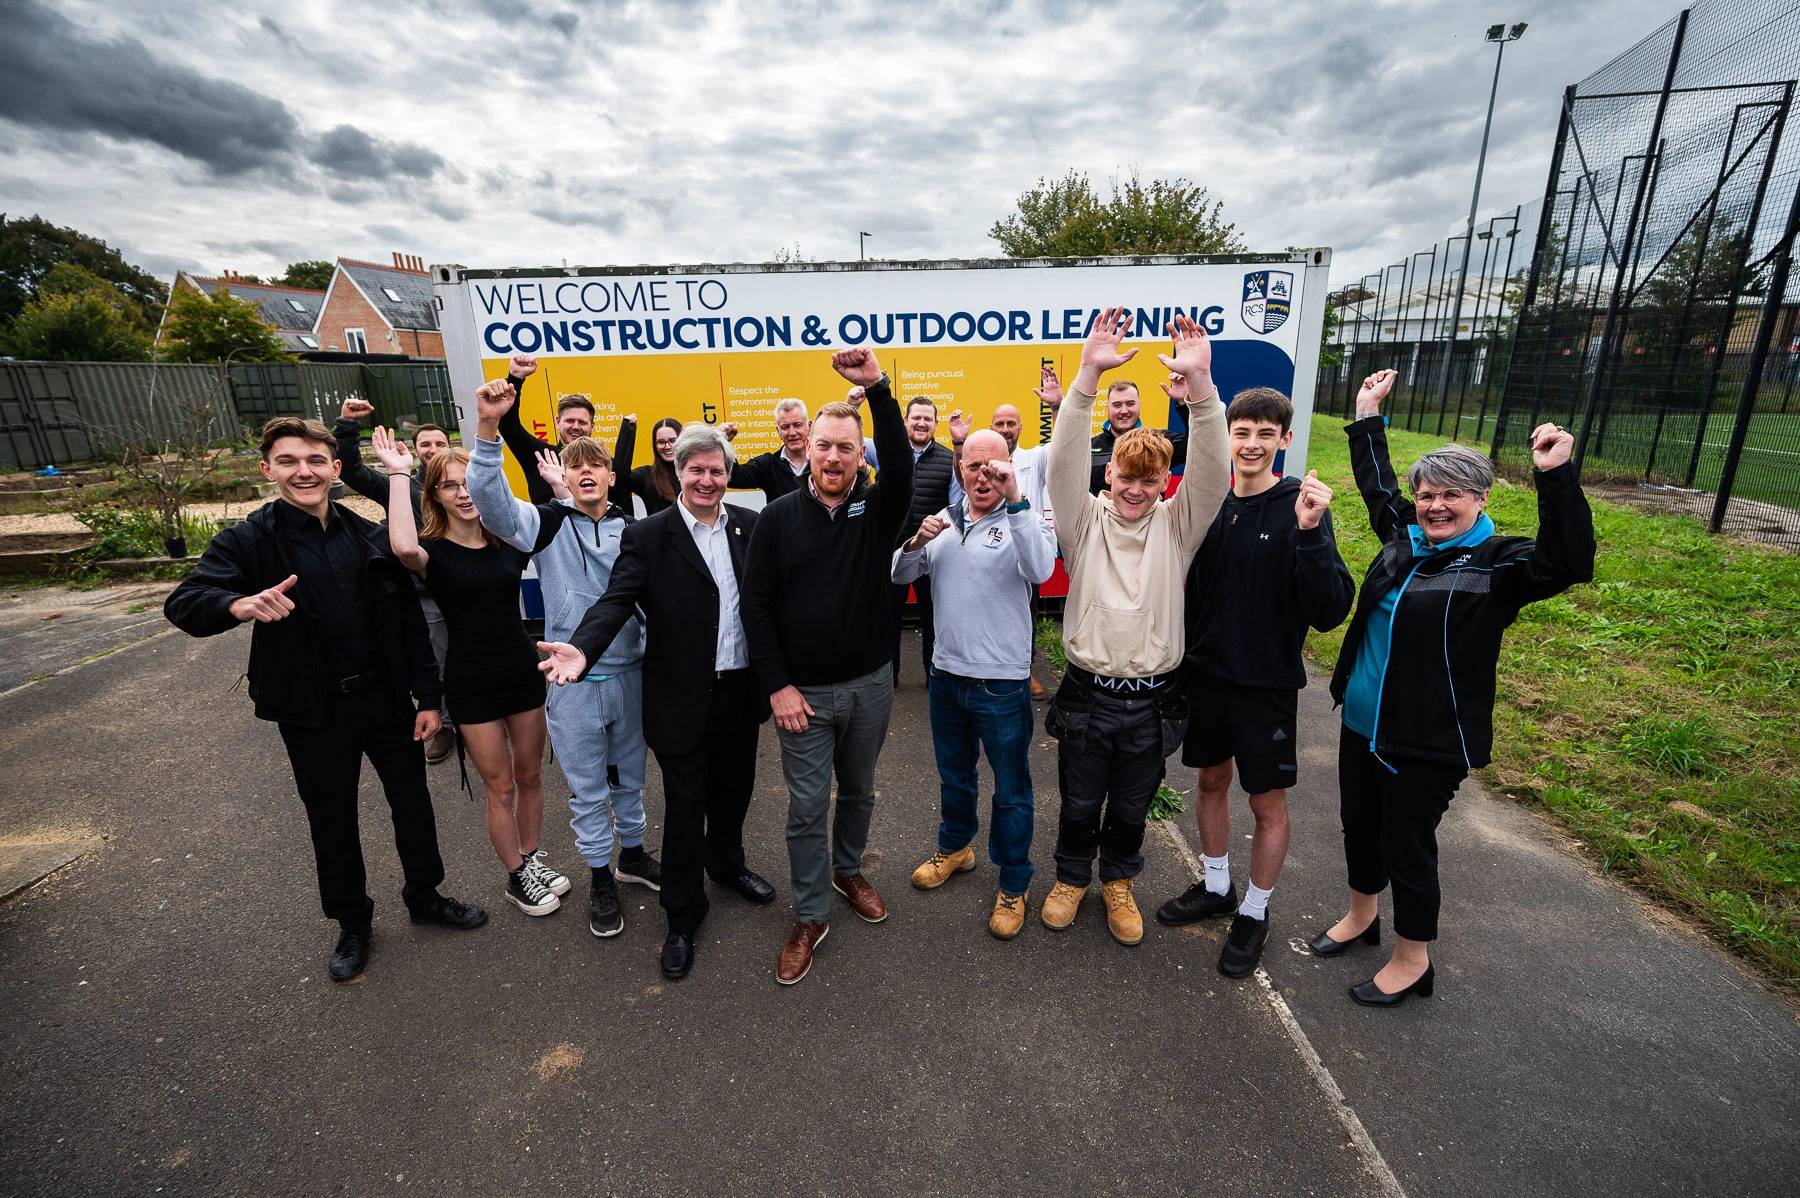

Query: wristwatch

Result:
[1005,498,1031,514]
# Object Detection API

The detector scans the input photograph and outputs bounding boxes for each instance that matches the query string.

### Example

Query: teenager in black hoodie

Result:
[1156,383,1354,979]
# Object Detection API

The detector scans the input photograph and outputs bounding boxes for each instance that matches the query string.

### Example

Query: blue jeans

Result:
[928,668,1036,896]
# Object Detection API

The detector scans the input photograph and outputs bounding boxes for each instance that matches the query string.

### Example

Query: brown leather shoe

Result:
[425,727,455,765]
[1029,675,1047,699]
[776,920,829,985]
[832,872,888,923]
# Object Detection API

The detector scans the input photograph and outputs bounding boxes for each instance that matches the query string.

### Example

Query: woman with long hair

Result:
[374,427,564,919]
[623,417,681,516]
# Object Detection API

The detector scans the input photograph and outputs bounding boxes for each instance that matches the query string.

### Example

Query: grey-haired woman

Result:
[1313,369,1595,1006]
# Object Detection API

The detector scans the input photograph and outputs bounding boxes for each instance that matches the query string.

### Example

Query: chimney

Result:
[392,252,403,268]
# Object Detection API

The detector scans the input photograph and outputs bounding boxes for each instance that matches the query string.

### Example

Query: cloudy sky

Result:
[0,0,1663,287]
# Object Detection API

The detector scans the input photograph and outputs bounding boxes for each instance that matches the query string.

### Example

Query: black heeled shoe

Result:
[1308,914,1380,957]
[1349,963,1434,1007]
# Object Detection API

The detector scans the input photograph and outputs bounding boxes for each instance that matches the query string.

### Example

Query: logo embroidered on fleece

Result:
[847,501,866,518]
[984,526,1005,547]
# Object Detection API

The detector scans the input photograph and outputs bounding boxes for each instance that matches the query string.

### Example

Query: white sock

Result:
[1240,882,1273,921]
[1202,854,1231,896]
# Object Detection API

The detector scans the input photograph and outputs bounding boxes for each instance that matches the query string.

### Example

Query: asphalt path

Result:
[2,625,1796,1196]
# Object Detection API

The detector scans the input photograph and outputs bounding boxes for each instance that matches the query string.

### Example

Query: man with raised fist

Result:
[1153,386,1354,981]
[165,417,485,985]
[492,353,637,510]
[742,346,913,985]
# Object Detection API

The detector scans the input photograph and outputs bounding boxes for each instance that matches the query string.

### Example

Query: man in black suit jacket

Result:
[538,423,774,980]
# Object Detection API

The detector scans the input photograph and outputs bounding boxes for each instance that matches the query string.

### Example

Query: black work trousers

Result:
[654,668,763,936]
[276,688,445,928]
[1050,688,1175,886]
[890,576,934,684]
[1337,725,1468,942]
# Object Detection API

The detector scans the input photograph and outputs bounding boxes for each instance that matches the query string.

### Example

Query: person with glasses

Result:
[1316,369,1594,1006]
[620,416,683,517]
[375,431,562,921]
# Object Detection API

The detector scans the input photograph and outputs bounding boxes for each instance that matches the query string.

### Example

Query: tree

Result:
[0,214,168,328]
[989,170,1245,258]
[86,369,233,557]
[158,284,290,363]
[281,260,335,290]
[0,263,153,361]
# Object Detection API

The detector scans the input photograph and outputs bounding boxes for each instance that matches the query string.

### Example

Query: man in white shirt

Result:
[539,424,776,981]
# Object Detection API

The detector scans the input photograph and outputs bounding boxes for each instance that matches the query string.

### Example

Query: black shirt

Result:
[273,499,381,680]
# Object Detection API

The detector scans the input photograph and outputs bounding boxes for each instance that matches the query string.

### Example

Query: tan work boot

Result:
[1041,880,1086,930]
[990,891,1026,940]
[1102,878,1144,945]
[911,845,977,890]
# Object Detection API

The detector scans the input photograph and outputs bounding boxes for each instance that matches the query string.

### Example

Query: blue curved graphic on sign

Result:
[1163,340,1297,475]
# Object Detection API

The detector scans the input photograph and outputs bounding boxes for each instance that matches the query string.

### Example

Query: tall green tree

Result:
[990,170,1245,258]
[0,263,154,361]
[0,214,168,328]
[158,285,290,363]
[280,260,335,290]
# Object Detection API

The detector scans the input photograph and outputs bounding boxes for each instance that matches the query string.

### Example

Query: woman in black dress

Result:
[374,427,562,919]
[619,416,680,516]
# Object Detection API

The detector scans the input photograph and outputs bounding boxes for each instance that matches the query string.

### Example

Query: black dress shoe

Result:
[329,927,370,982]
[1156,881,1239,926]
[1308,914,1380,957]
[716,868,776,905]
[661,933,694,979]
[1218,912,1269,978]
[1350,963,1434,1007]
[408,894,489,930]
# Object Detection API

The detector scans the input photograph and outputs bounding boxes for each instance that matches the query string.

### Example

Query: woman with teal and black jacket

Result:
[1312,369,1595,1007]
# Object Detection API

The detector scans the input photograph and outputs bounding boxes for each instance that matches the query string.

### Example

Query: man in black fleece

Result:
[743,347,913,985]
[1155,385,1354,978]
[491,353,636,510]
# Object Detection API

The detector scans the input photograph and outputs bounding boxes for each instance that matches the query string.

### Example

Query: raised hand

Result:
[474,378,517,428]
[370,425,413,474]
[1159,371,1189,402]
[948,410,970,444]
[536,641,589,686]
[906,513,950,551]
[1355,369,1397,417]
[1157,313,1212,385]
[620,412,637,426]
[1294,469,1333,531]
[1080,307,1138,375]
[1033,365,1064,409]
[721,422,739,441]
[1531,422,1574,471]
[230,574,298,624]
[535,448,569,497]
[982,459,1021,504]
[831,347,882,386]
[844,385,867,408]
[339,397,375,422]
[770,684,815,733]
[511,354,538,379]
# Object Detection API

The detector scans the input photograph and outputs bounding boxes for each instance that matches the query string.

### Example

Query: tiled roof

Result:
[190,276,325,332]
[336,259,438,331]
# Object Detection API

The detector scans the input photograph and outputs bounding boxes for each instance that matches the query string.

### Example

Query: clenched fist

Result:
[907,513,950,552]
[511,354,538,378]
[1355,370,1397,417]
[339,398,375,422]
[832,348,882,386]
[1294,469,1333,531]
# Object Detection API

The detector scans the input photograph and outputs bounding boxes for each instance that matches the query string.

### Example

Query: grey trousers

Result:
[421,594,452,728]
[777,663,894,922]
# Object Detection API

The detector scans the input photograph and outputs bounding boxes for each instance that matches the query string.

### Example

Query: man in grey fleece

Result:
[466,380,660,940]
[892,429,1056,941]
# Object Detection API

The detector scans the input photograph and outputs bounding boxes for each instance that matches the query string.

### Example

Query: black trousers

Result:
[889,576,934,682]
[277,689,445,927]
[1051,691,1170,885]
[654,668,762,936]
[1337,725,1468,942]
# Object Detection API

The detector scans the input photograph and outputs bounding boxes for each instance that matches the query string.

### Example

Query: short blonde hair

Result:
[1111,427,1173,479]
[559,435,611,470]
[813,400,859,424]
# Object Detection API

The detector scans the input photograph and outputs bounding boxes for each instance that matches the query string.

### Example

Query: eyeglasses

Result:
[436,481,469,494]
[1413,489,1473,507]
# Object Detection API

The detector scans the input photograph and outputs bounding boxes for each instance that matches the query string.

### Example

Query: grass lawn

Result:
[1302,414,1800,992]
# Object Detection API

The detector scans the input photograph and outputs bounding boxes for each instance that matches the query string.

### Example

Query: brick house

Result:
[316,254,443,358]
[165,272,327,353]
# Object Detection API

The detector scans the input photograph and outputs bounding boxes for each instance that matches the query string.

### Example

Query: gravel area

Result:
[0,495,386,537]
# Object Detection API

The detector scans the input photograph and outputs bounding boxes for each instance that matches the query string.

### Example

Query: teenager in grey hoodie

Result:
[467,379,660,940]
[891,429,1056,940]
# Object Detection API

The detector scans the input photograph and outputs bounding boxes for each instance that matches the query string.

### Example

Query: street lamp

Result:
[1436,21,1527,424]
[859,231,873,261]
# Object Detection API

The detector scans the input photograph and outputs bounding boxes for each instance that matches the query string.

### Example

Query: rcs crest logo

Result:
[1241,270,1293,335]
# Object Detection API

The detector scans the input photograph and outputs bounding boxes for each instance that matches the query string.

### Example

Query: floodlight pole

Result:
[859,231,872,261]
[1436,26,1523,427]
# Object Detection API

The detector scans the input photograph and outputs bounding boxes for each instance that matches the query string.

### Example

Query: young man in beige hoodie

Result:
[1040,309,1231,944]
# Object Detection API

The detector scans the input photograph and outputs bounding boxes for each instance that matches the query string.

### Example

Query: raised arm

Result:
[1291,472,1356,633]
[611,415,637,510]
[891,513,948,585]
[833,349,912,545]
[495,354,555,505]
[1497,424,1596,610]
[373,426,428,575]
[1049,311,1141,556]
[1158,313,1230,553]
[1345,369,1412,540]
[988,457,1057,585]
[332,398,390,506]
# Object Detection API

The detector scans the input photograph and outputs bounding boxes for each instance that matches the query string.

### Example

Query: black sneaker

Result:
[589,871,624,938]
[1218,911,1270,978]
[1155,881,1239,926]
[408,894,488,930]
[617,848,662,891]
[506,866,561,916]
[329,926,370,982]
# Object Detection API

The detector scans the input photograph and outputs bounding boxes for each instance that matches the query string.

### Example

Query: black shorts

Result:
[1181,680,1298,795]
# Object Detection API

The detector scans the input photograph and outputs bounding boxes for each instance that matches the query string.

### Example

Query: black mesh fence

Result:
[1487,0,1800,548]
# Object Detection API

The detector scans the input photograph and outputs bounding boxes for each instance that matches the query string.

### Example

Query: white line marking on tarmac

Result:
[0,625,180,703]
[1159,818,1409,1198]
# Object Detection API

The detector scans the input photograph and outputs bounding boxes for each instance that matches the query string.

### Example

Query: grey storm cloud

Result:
[0,0,442,183]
